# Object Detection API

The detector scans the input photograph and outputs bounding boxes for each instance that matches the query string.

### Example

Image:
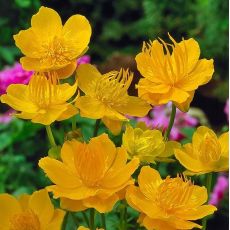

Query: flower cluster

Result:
[0,6,228,230]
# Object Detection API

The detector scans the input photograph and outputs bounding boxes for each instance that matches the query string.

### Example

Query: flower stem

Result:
[202,173,213,230]
[70,212,79,227]
[120,202,127,230]
[89,209,95,230]
[72,115,77,130]
[61,211,69,230]
[164,103,176,140]
[93,119,101,137]
[45,125,57,147]
[81,211,90,227]
[101,213,107,230]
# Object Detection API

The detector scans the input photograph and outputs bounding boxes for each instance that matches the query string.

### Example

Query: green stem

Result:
[61,211,69,230]
[81,211,90,227]
[202,173,213,230]
[101,213,107,230]
[72,115,77,130]
[70,212,79,227]
[93,119,101,137]
[45,125,57,147]
[120,202,127,230]
[89,209,95,230]
[164,103,176,140]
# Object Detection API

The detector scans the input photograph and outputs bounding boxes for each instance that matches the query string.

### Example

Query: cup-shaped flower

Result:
[122,124,180,163]
[14,6,91,79]
[175,126,229,175]
[136,34,214,112]
[75,64,151,134]
[39,134,139,213]
[0,74,78,125]
[0,189,65,230]
[126,166,217,230]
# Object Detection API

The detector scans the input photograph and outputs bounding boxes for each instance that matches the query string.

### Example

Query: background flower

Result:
[0,62,32,95]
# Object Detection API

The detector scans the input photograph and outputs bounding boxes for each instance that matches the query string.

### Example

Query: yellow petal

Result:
[57,104,78,121]
[63,15,91,57]
[142,216,175,230]
[18,194,30,210]
[138,166,162,200]
[60,198,86,212]
[46,209,65,230]
[174,148,207,173]
[177,59,214,91]
[83,194,119,213]
[20,56,45,71]
[39,157,82,189]
[219,132,229,158]
[0,194,21,229]
[76,64,101,95]
[75,96,106,119]
[31,6,62,38]
[174,91,194,112]
[160,141,181,157]
[115,96,151,117]
[46,185,97,200]
[102,117,123,135]
[31,105,67,125]
[13,28,41,57]
[187,185,208,207]
[174,38,200,72]
[126,186,161,219]
[177,205,217,220]
[29,189,54,225]
[55,62,77,79]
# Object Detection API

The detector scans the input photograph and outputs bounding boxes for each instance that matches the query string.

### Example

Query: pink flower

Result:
[0,109,15,124]
[209,174,228,206]
[76,55,91,66]
[224,99,229,121]
[136,102,198,140]
[0,62,33,95]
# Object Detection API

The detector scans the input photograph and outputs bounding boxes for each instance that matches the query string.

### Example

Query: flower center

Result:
[41,37,71,67]
[198,133,221,163]
[75,144,106,187]
[89,69,132,108]
[9,210,40,230]
[155,176,193,215]
[28,74,61,109]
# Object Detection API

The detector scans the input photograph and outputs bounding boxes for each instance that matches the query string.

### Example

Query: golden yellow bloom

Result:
[14,6,91,79]
[122,124,180,163]
[75,64,151,134]
[175,126,229,175]
[126,166,217,230]
[136,34,214,112]
[0,74,78,125]
[0,189,65,230]
[39,134,139,213]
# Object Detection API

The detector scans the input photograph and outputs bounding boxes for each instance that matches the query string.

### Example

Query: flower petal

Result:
[46,209,65,230]
[83,194,119,213]
[29,189,54,225]
[31,6,62,38]
[76,64,101,95]
[55,62,77,79]
[0,194,21,229]
[63,15,91,57]
[102,117,123,135]
[39,157,82,189]
[60,198,86,212]
[116,96,151,117]
[219,132,229,158]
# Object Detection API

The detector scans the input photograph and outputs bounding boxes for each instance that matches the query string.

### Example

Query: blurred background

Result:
[0,0,228,229]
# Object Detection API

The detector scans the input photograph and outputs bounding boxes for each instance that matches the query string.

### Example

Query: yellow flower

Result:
[136,34,214,112]
[39,134,139,213]
[0,189,65,230]
[122,124,180,163]
[0,74,78,125]
[75,64,151,134]
[126,166,217,230]
[175,126,229,175]
[14,6,91,79]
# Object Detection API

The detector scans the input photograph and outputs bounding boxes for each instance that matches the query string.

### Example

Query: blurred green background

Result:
[0,0,228,229]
